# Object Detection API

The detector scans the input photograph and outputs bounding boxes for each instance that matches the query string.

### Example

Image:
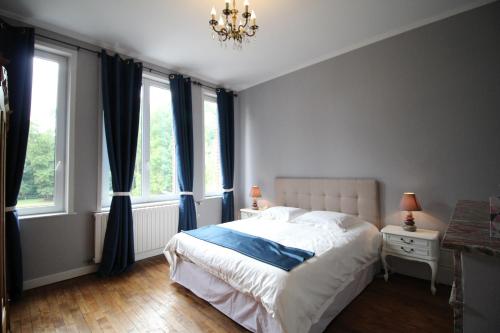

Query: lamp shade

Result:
[249,185,262,198]
[400,192,422,211]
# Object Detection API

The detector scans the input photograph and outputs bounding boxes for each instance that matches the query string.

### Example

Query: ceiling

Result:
[0,0,493,91]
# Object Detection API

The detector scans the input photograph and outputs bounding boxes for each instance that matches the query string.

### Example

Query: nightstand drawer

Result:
[386,234,430,248]
[240,209,261,219]
[240,208,264,220]
[240,211,253,219]
[385,242,430,258]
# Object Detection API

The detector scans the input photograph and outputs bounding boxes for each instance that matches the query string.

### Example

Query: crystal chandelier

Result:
[209,0,259,46]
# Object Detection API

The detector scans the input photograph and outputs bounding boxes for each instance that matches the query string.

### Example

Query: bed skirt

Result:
[170,258,379,333]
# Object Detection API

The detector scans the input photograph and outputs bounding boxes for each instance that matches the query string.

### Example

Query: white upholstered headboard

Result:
[274,177,380,227]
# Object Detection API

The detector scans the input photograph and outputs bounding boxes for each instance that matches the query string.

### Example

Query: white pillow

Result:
[259,206,307,221]
[292,211,361,232]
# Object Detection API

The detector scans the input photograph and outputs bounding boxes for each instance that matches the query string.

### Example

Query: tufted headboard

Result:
[274,177,380,228]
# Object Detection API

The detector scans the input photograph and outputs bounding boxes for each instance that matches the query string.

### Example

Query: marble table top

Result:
[442,200,500,257]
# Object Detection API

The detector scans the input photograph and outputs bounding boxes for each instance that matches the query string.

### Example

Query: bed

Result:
[164,178,381,333]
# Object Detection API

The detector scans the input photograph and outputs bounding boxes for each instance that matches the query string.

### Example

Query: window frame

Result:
[202,90,223,198]
[18,43,76,217]
[100,72,178,208]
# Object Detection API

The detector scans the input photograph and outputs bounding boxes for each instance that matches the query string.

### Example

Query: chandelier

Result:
[209,0,259,46]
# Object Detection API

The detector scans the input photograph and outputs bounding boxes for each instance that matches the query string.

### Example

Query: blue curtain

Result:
[98,51,142,276]
[216,89,235,223]
[169,74,197,231]
[0,24,34,300]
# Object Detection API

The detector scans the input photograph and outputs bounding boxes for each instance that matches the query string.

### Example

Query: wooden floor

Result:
[11,256,452,332]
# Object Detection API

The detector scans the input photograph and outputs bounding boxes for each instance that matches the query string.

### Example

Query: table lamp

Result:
[250,186,262,210]
[400,192,421,232]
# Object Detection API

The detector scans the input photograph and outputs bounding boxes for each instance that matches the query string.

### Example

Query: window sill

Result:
[19,211,77,220]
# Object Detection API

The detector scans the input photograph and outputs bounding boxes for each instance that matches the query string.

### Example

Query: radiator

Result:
[94,204,179,263]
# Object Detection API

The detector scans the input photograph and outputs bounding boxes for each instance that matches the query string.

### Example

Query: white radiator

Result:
[94,204,179,263]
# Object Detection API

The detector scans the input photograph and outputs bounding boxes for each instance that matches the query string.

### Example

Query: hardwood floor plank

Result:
[10,256,452,333]
[82,311,104,333]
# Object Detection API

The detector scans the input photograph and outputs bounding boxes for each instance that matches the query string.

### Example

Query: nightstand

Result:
[381,225,439,295]
[240,208,262,219]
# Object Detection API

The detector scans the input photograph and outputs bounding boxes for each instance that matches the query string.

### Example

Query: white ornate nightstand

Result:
[381,225,439,295]
[240,208,262,219]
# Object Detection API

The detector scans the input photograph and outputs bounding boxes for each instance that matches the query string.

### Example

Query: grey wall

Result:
[8,24,227,283]
[20,45,99,281]
[10,1,500,285]
[237,2,500,283]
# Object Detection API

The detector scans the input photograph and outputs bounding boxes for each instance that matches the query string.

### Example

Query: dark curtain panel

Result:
[98,51,142,276]
[0,24,35,300]
[216,89,235,223]
[169,74,197,231]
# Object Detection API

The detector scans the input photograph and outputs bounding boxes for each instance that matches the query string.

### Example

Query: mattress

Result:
[164,217,381,333]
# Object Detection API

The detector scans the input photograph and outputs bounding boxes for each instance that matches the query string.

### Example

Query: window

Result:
[203,93,222,196]
[18,47,71,216]
[101,74,176,207]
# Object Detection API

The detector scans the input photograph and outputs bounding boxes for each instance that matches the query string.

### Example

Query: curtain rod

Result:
[34,32,237,96]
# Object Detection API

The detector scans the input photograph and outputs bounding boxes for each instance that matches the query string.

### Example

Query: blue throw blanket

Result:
[183,225,315,271]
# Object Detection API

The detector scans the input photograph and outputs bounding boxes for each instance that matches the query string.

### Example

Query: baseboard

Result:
[436,265,453,285]
[387,257,453,286]
[93,248,164,264]
[24,250,165,290]
[136,248,164,261]
[23,264,98,291]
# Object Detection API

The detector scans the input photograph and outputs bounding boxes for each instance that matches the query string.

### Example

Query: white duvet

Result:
[164,217,381,333]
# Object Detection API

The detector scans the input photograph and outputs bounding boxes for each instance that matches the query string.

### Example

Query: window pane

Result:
[18,57,58,208]
[204,99,222,195]
[102,77,177,207]
[149,85,175,195]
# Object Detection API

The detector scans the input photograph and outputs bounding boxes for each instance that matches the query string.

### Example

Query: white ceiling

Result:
[0,0,493,91]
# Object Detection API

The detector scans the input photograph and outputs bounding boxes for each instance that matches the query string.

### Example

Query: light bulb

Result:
[250,10,256,19]
[218,15,225,26]
[211,7,216,16]
[244,0,249,6]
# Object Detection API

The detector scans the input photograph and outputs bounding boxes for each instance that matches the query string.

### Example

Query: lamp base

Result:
[252,199,258,210]
[402,224,417,232]
[402,212,417,232]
